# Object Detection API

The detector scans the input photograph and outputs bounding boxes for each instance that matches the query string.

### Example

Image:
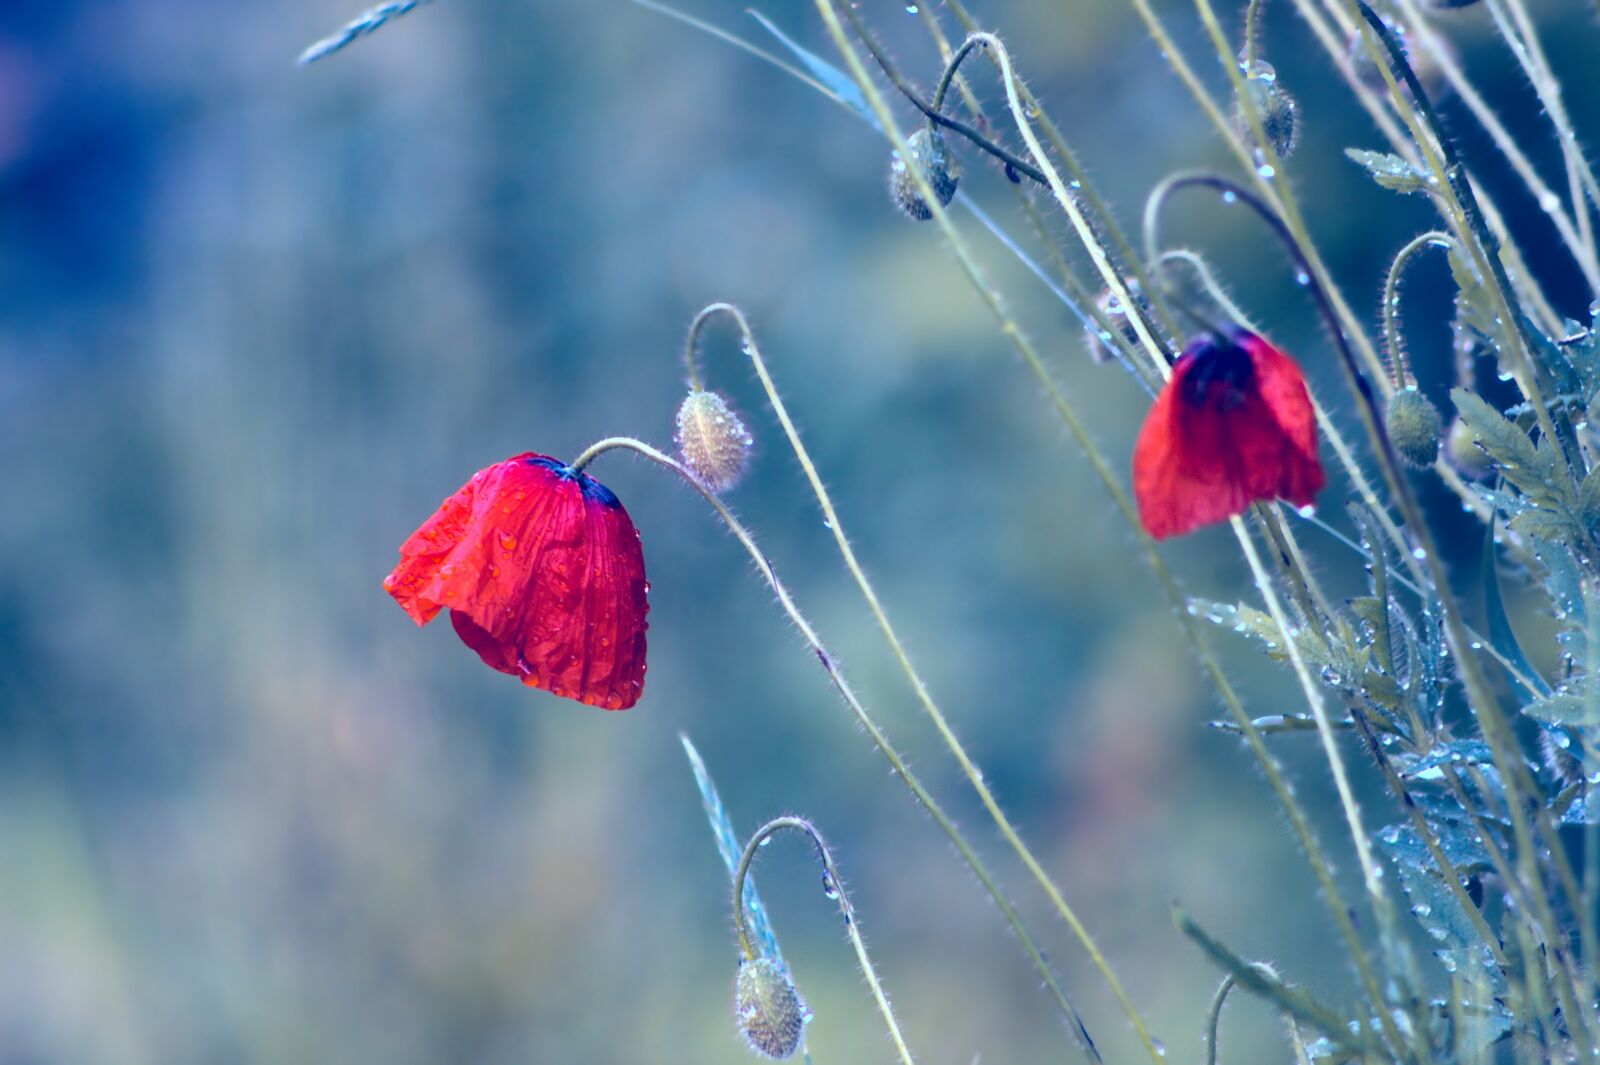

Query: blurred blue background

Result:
[2,1,1596,1061]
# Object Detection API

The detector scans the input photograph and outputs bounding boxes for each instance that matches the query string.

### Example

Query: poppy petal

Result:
[385,453,649,709]
[1132,331,1324,539]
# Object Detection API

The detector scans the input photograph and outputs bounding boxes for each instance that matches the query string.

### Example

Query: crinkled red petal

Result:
[384,453,649,710]
[1132,333,1324,540]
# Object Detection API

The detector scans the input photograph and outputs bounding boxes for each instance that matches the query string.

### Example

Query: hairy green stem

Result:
[734,817,915,1065]
[680,304,1103,1061]
[812,9,1399,1053]
[1382,230,1456,390]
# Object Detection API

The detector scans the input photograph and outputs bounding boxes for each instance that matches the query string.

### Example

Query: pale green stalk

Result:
[735,817,915,1065]
[682,304,1103,1062]
[811,10,1402,1054]
[572,436,1107,1061]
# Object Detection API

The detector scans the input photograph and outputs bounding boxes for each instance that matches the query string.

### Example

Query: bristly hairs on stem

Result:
[807,10,1400,1057]
[298,0,435,65]
[672,304,1104,1061]
[812,6,1414,1055]
[734,817,915,1065]
[1381,231,1455,391]
[569,433,1101,1061]
[1348,0,1575,474]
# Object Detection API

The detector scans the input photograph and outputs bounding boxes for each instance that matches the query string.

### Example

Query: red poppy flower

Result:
[384,453,649,710]
[1133,329,1324,540]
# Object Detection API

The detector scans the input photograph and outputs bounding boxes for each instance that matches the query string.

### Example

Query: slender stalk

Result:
[1204,975,1238,1065]
[1346,0,1570,472]
[810,10,1401,1050]
[574,436,1104,1063]
[1243,0,1267,71]
[1382,230,1456,390]
[1484,0,1600,274]
[1123,0,1392,391]
[735,817,916,1065]
[681,305,1103,1057]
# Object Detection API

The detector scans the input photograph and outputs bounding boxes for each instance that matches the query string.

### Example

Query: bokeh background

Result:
[3,1,1597,1061]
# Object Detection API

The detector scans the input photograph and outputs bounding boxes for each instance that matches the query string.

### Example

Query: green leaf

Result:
[1452,389,1581,541]
[1522,691,1600,725]
[1345,148,1431,194]
[1482,524,1547,700]
[1377,825,1502,988]
[746,10,878,130]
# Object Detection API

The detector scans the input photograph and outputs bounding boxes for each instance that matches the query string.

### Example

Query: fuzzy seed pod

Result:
[735,957,809,1060]
[1446,416,1493,479]
[1232,71,1299,160]
[1386,389,1443,468]
[888,128,959,221]
[1084,283,1154,364]
[675,389,753,494]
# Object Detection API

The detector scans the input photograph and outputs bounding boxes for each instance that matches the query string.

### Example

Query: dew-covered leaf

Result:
[1345,148,1430,194]
[1522,691,1600,725]
[1377,825,1501,987]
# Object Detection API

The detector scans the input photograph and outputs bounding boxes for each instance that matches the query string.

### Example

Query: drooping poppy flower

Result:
[1133,328,1324,540]
[384,453,649,710]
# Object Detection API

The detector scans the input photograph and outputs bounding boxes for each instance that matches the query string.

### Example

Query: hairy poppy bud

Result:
[1084,283,1155,364]
[1232,64,1298,160]
[675,389,753,493]
[888,127,959,221]
[735,957,809,1059]
[1386,389,1443,468]
[1446,417,1493,479]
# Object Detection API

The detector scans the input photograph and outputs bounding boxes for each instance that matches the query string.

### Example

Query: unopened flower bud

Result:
[1446,416,1493,478]
[1386,389,1443,468]
[735,957,809,1060]
[676,389,753,494]
[888,128,959,221]
[1232,64,1299,160]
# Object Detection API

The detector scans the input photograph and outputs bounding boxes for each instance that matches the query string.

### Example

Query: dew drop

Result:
[1411,547,1427,561]
[905,2,918,10]
[1294,270,1311,286]
[1222,190,1237,204]
[1539,190,1561,214]
[1257,163,1276,180]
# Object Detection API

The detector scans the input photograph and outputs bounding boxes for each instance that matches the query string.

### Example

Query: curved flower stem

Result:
[1144,172,1423,586]
[1127,0,1518,524]
[862,6,1182,346]
[811,10,1175,1061]
[1203,975,1237,1065]
[809,8,1401,1055]
[682,301,1103,1061]
[1157,249,1256,328]
[1122,0,1391,392]
[1346,0,1571,473]
[1382,230,1456,390]
[574,434,1102,1064]
[1382,0,1599,298]
[942,32,1172,377]
[735,817,915,1065]
[1147,176,1580,1051]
